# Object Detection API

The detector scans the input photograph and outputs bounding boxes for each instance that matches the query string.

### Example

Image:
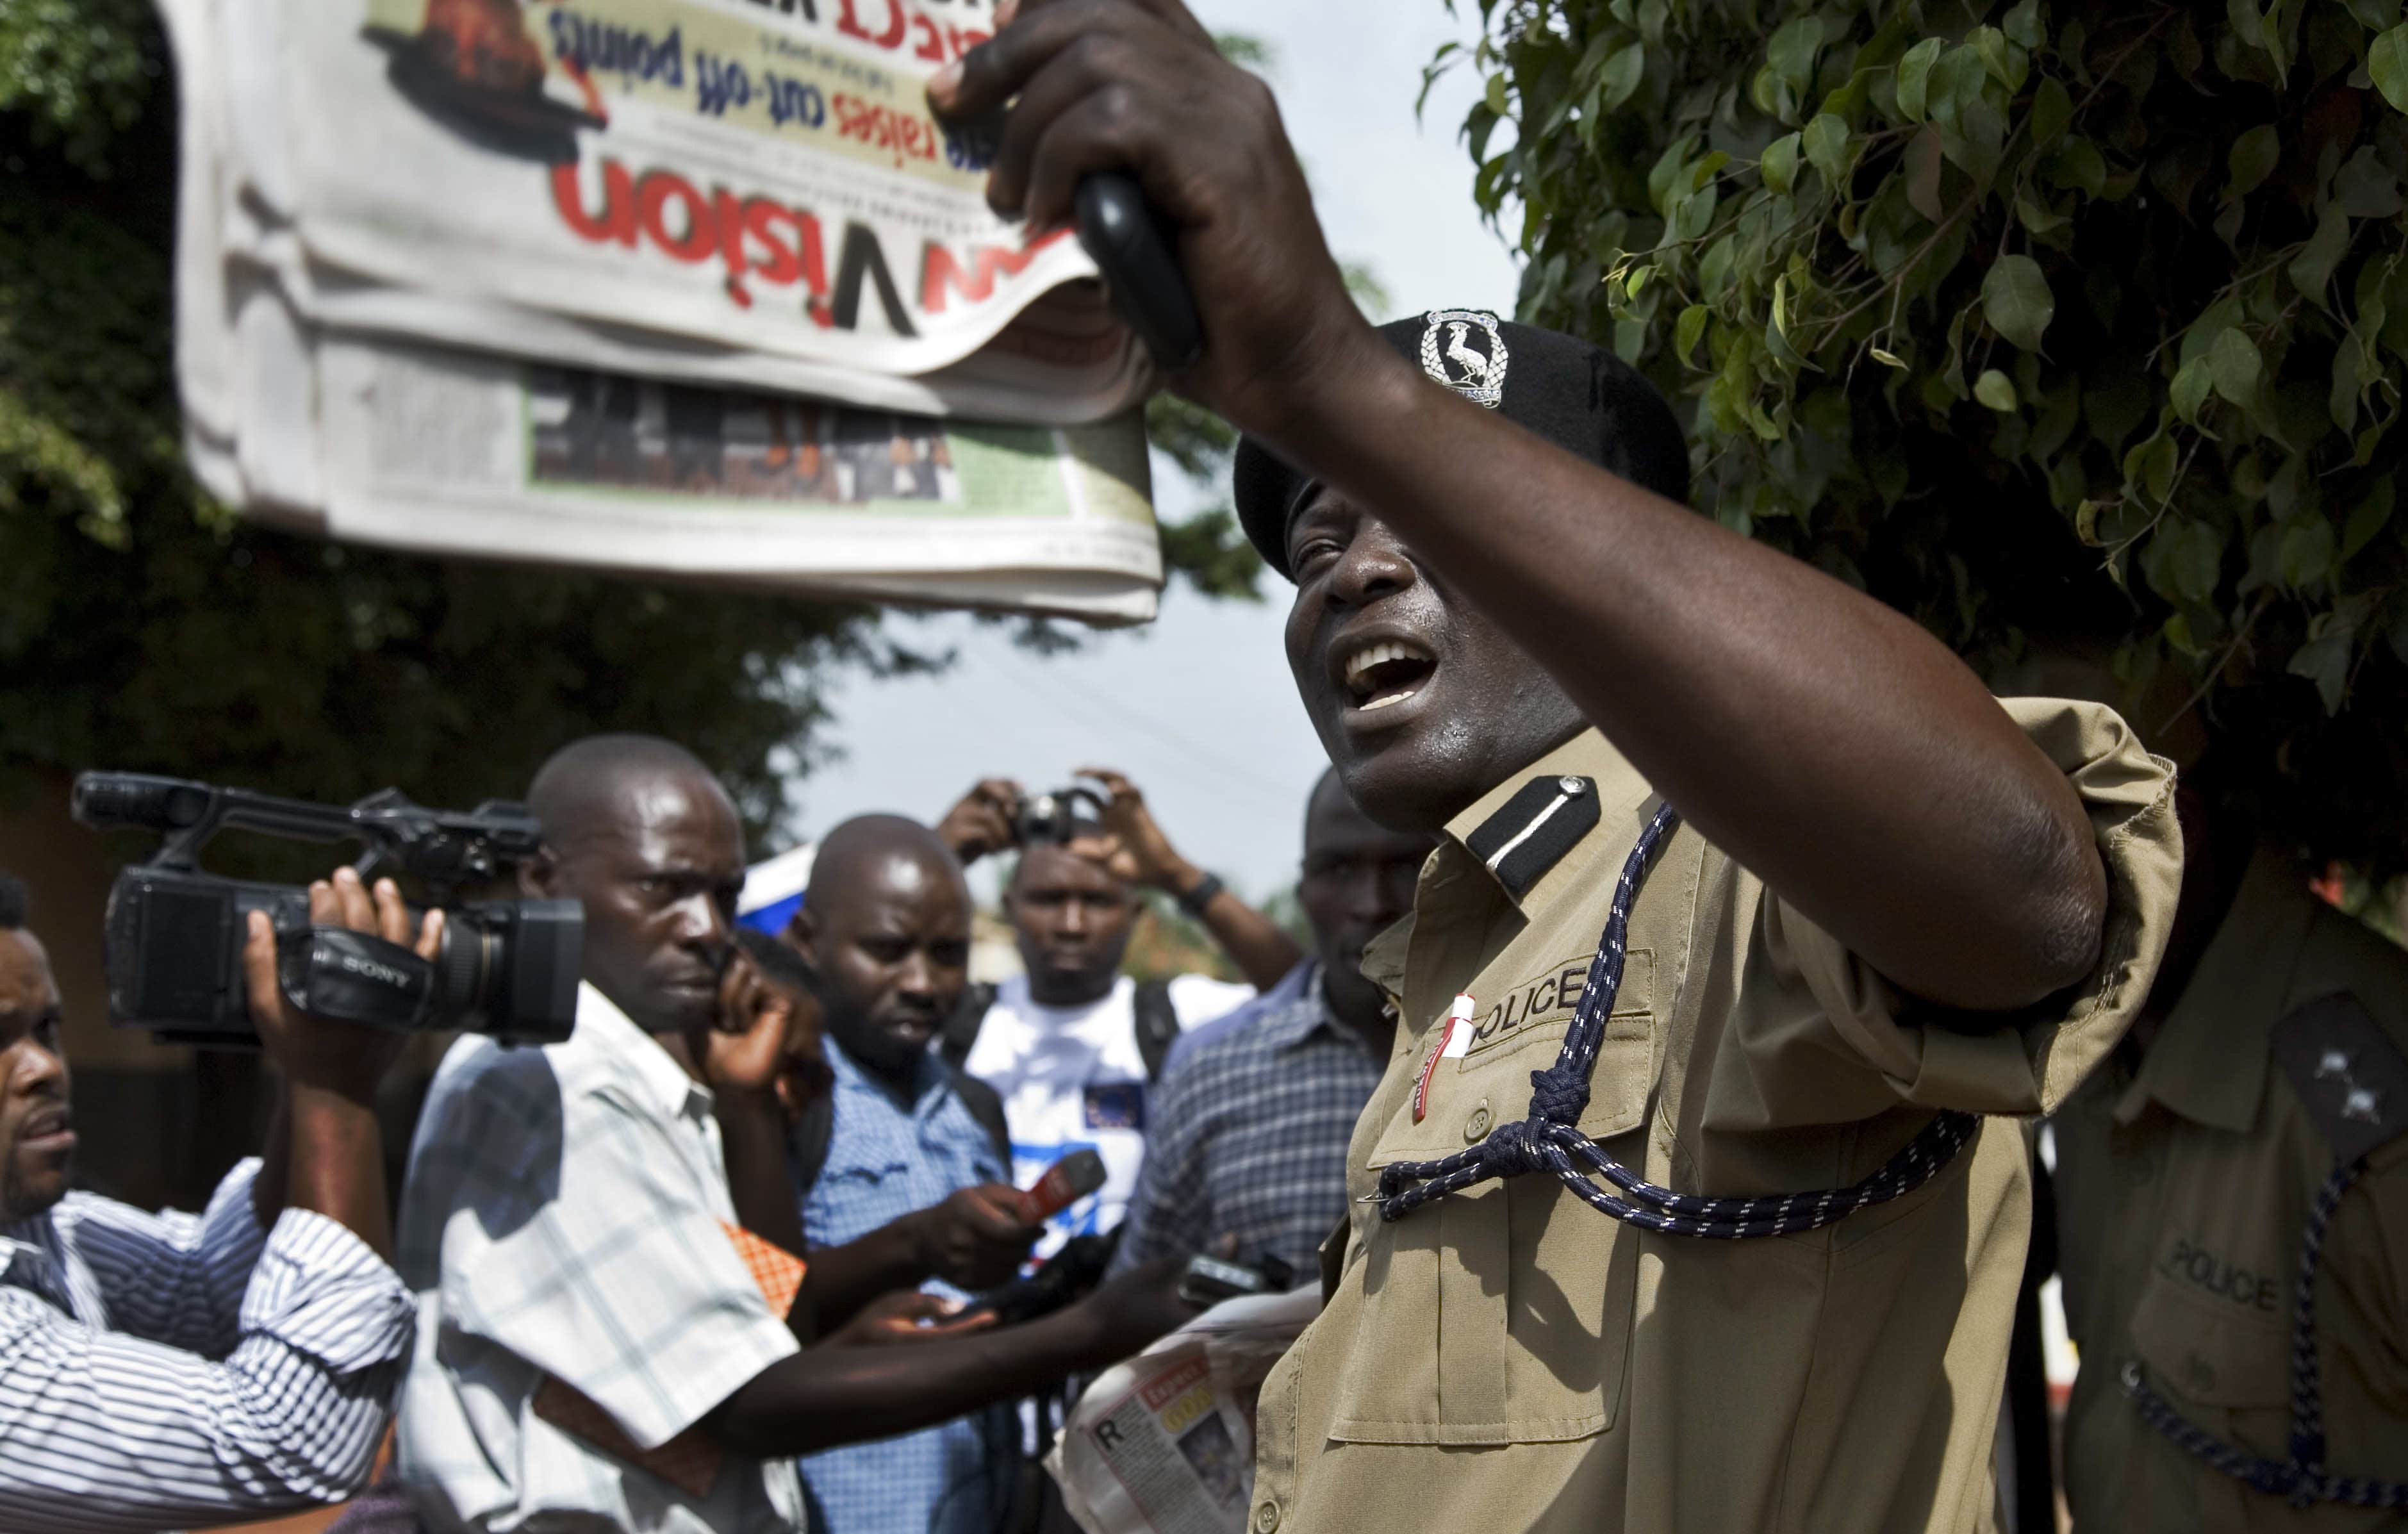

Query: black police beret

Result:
[1232,311,1691,581]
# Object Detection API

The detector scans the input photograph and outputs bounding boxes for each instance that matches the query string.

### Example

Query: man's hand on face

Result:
[1067,768,1196,894]
[909,1183,1041,1290]
[936,779,1023,865]
[771,982,834,1126]
[242,867,440,1105]
[691,950,794,1106]
[927,0,1383,438]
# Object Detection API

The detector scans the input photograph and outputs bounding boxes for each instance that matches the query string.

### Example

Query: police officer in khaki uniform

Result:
[2013,652,2408,1530]
[932,7,2182,1529]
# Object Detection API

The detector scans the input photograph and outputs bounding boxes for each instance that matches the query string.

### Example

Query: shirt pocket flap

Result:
[1326,1171,1641,1446]
[2129,1269,2290,1409]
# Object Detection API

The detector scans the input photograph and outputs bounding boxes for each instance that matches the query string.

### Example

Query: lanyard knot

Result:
[1374,800,1981,1241]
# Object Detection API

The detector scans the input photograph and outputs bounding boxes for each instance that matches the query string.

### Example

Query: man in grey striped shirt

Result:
[0,864,427,1533]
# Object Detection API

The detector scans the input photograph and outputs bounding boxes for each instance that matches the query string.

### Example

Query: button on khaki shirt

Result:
[2052,845,2408,1533]
[1249,698,2180,1534]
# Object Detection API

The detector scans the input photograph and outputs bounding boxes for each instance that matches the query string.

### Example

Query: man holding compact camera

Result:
[0,866,426,1533]
[936,770,1301,1257]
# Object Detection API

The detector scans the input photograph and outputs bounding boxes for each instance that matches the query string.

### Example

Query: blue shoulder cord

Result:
[1375,802,1981,1235]
[2122,1153,2408,1510]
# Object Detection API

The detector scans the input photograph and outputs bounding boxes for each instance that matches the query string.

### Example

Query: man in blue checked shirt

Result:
[1114,770,1437,1282]
[778,814,1037,1534]
[0,865,426,1534]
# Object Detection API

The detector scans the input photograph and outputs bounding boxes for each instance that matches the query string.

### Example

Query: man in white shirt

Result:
[398,737,1196,1533]
[937,770,1301,1253]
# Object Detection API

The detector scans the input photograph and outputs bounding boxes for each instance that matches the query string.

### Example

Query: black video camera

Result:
[1013,786,1107,846]
[72,772,582,1050]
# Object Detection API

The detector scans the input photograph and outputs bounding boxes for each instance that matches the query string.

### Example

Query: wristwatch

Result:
[1176,872,1225,918]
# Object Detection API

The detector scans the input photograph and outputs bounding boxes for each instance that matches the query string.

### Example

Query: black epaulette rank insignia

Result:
[1464,775,1601,900]
[2272,993,2408,1166]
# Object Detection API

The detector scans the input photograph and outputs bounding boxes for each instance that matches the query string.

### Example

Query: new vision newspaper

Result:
[160,0,1167,622]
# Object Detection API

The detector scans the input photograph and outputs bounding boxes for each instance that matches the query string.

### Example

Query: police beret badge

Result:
[1232,310,1690,580]
[1417,309,1510,409]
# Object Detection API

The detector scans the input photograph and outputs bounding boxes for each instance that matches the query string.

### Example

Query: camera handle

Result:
[274,925,441,1032]
[75,773,372,873]
[72,771,542,895]
[1075,173,1203,372]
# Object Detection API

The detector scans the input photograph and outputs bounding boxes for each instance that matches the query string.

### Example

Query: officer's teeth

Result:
[1361,689,1417,711]
[1344,640,1430,684]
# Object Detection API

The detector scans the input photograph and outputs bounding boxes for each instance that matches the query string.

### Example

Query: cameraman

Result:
[938,770,1300,1253]
[0,866,426,1533]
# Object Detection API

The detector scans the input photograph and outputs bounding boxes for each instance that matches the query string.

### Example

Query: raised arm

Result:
[935,3,2104,1013]
[1074,768,1302,993]
[245,866,442,1261]
[689,953,818,1333]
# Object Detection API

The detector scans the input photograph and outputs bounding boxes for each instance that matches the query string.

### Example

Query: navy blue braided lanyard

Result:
[1376,802,1980,1235]
[2122,1154,2408,1511]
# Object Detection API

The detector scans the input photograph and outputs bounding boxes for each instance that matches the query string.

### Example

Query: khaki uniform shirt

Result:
[1249,698,2180,1534]
[2053,846,2408,1533]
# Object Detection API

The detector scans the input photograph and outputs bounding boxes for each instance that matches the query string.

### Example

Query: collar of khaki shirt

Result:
[1359,728,1652,1007]
[573,982,717,1126]
[2113,843,2316,1134]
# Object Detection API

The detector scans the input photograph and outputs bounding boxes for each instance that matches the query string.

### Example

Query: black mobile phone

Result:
[1176,1253,1271,1308]
[1073,172,1204,372]
[936,106,1203,370]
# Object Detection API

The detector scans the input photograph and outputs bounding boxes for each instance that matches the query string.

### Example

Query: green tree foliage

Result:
[1449,0,2408,873]
[0,4,1257,841]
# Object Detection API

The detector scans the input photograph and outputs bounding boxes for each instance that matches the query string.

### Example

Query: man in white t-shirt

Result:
[937,770,1303,1255]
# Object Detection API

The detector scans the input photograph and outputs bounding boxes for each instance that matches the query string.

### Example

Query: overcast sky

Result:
[784,3,1519,898]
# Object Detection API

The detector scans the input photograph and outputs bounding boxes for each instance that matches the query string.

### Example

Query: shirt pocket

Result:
[2125,1267,2293,1534]
[2127,1264,2289,1414]
[1330,986,1655,1446]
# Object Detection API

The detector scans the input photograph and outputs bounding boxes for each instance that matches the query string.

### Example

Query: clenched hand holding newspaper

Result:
[159,0,1167,621]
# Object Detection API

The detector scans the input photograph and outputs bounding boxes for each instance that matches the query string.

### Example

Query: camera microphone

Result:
[71,773,214,834]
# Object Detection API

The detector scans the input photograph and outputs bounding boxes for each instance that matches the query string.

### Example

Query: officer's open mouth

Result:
[1342,639,1437,712]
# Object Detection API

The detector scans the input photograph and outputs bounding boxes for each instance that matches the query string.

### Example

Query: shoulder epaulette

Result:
[1464,775,1601,900]
[2271,992,2408,1166]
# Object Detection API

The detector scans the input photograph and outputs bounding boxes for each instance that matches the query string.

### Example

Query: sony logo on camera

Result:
[334,949,415,991]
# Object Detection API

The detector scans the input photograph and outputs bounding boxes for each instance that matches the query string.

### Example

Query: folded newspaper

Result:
[158,0,1168,622]
[1046,1287,1321,1534]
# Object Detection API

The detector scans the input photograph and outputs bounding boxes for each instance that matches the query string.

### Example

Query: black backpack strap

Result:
[1134,979,1181,1082]
[789,1091,834,1202]
[940,981,998,1073]
[948,1065,1016,1173]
